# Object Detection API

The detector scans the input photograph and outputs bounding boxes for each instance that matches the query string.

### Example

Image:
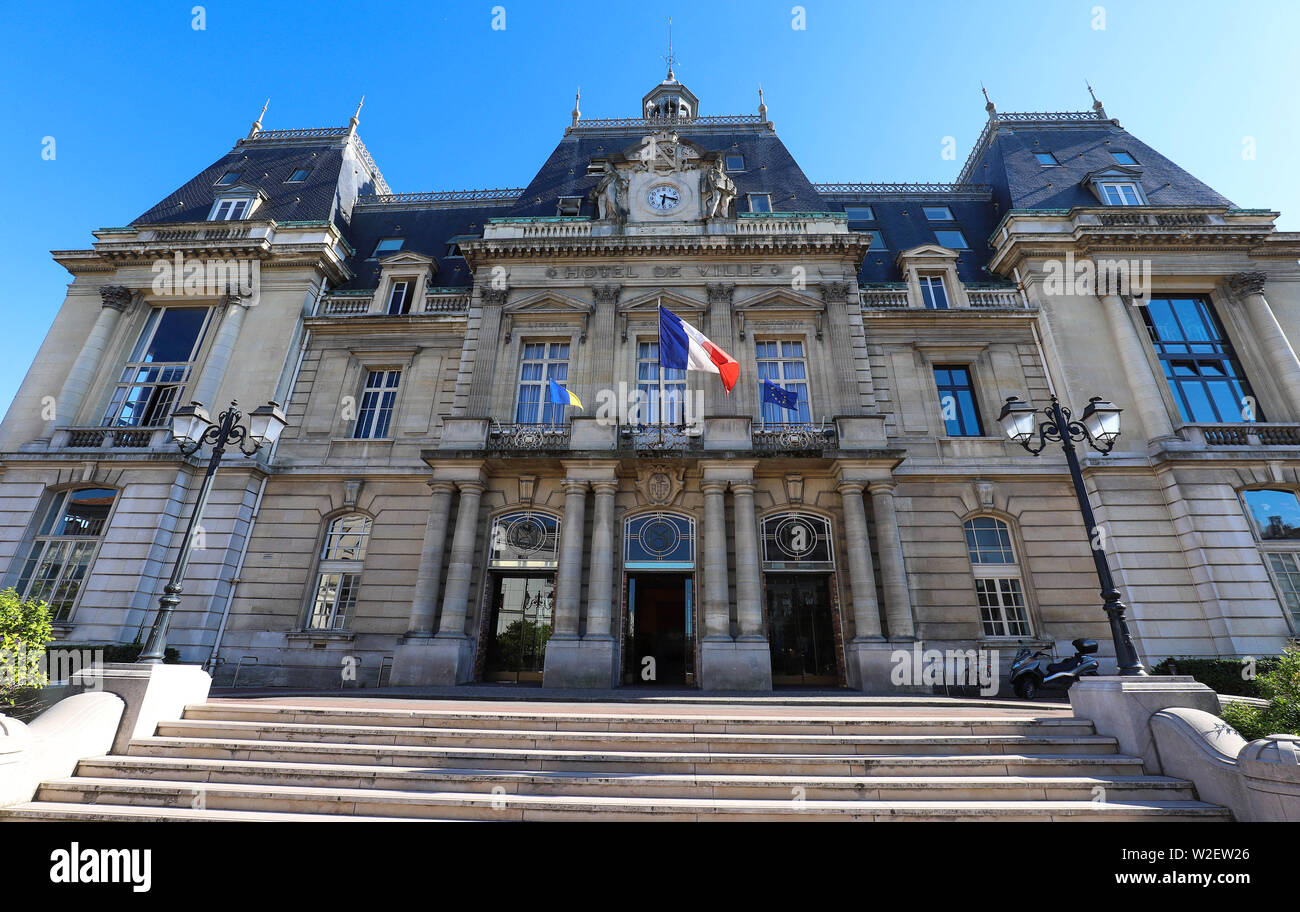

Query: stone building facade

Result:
[2,76,1299,691]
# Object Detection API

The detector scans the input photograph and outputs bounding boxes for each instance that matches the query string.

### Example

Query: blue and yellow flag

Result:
[547,377,583,410]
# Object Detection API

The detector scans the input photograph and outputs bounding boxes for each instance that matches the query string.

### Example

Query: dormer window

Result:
[287,168,312,182]
[1099,181,1144,206]
[725,154,745,172]
[371,238,404,259]
[210,198,250,221]
[386,281,411,315]
[1111,151,1138,165]
[748,194,772,213]
[446,243,464,258]
[215,172,240,186]
[557,196,582,216]
[933,228,968,249]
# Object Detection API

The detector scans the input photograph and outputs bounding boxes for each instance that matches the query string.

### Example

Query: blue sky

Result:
[2,0,1297,418]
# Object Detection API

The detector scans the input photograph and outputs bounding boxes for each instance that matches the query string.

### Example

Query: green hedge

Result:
[1149,656,1278,697]
[1218,644,1300,740]
[64,643,181,664]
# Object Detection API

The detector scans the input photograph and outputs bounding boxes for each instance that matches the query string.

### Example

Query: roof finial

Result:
[248,98,269,139]
[757,83,767,120]
[981,82,996,117]
[348,95,365,134]
[571,87,581,127]
[1086,80,1106,118]
[665,16,677,79]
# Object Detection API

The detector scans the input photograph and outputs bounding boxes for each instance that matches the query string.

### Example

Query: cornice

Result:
[460,232,871,265]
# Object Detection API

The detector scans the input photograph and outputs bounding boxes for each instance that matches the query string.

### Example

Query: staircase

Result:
[0,699,1230,821]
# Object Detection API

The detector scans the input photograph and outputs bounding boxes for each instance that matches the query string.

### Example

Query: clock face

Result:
[647,184,682,212]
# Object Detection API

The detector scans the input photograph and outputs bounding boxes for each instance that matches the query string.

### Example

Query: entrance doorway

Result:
[625,574,694,686]
[766,573,838,685]
[484,574,554,682]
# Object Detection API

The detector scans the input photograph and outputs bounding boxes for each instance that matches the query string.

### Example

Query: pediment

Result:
[504,289,593,315]
[896,244,960,261]
[619,288,707,313]
[378,251,436,269]
[1081,165,1143,183]
[733,288,826,313]
[215,183,264,197]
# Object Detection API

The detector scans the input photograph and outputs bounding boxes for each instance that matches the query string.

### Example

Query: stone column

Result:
[731,480,764,639]
[838,482,881,639]
[701,481,731,639]
[191,293,250,409]
[51,285,132,431]
[1101,294,1175,440]
[405,482,456,636]
[869,482,915,640]
[435,482,484,637]
[1229,272,1300,419]
[552,480,588,639]
[585,481,618,640]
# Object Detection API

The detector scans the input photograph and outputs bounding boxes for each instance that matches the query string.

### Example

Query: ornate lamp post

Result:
[137,400,287,664]
[997,394,1147,676]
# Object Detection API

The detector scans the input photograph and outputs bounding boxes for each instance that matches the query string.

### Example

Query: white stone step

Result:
[154,718,1120,755]
[27,777,1231,822]
[0,800,446,822]
[76,755,1197,801]
[128,736,1150,775]
[185,702,1093,736]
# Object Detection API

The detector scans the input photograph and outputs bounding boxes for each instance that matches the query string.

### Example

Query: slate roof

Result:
[338,203,513,290]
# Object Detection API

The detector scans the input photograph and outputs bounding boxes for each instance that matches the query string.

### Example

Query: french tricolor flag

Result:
[658,304,740,394]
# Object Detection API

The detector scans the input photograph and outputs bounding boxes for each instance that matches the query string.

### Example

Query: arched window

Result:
[760,512,834,571]
[963,516,1029,637]
[307,513,372,630]
[624,512,695,570]
[1240,489,1300,629]
[15,487,117,622]
[489,511,560,569]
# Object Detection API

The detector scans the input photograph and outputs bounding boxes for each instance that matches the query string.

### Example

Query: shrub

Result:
[1219,642,1300,740]
[0,587,55,711]
[1149,655,1278,697]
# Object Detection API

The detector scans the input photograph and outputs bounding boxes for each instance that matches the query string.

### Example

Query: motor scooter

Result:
[1009,638,1100,699]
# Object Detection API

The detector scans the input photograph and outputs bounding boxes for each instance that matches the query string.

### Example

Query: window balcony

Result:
[487,421,572,452]
[619,423,700,454]
[314,289,471,317]
[51,426,170,449]
[752,422,838,454]
[858,283,1029,311]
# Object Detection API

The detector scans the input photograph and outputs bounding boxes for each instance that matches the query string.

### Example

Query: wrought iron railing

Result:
[620,424,697,453]
[752,422,837,453]
[488,421,571,451]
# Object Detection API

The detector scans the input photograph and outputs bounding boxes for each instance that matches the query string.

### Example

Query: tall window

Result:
[516,342,570,425]
[748,194,772,213]
[756,339,812,424]
[919,275,949,309]
[308,514,371,630]
[636,341,686,425]
[964,517,1030,637]
[354,370,400,438]
[1241,489,1300,630]
[1141,296,1259,424]
[102,307,212,428]
[934,365,984,436]
[14,488,117,622]
[210,198,250,220]
[386,281,410,315]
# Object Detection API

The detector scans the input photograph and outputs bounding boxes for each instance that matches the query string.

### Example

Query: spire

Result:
[665,16,676,80]
[248,99,269,139]
[1086,80,1107,118]
[981,82,996,118]
[757,83,767,120]
[348,95,365,135]
[571,87,581,127]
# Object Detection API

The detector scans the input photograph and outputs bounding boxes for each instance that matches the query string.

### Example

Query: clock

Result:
[646,183,682,212]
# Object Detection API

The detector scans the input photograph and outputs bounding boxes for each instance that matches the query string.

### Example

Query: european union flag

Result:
[762,379,798,412]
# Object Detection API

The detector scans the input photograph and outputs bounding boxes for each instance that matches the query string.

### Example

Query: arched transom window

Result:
[489,511,560,569]
[761,512,834,571]
[625,512,695,570]
[963,517,1030,638]
[308,513,372,630]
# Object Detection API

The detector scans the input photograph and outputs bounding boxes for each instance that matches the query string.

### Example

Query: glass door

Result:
[766,574,838,686]
[484,574,554,682]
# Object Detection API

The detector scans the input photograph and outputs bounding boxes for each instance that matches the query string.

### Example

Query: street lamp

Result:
[997,394,1147,676]
[137,399,287,664]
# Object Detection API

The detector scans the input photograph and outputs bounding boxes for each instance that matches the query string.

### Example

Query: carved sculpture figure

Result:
[592,169,628,222]
[702,160,736,219]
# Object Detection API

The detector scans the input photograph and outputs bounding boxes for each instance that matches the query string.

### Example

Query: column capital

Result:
[730,480,757,496]
[836,481,866,496]
[700,480,729,495]
[99,284,133,311]
[867,481,897,495]
[591,480,619,496]
[427,480,457,496]
[562,478,590,495]
[456,481,486,496]
[1228,271,1267,297]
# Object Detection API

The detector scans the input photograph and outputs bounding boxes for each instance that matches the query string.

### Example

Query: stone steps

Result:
[0,699,1232,822]
[25,777,1228,822]
[153,718,1121,755]
[75,755,1199,801]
